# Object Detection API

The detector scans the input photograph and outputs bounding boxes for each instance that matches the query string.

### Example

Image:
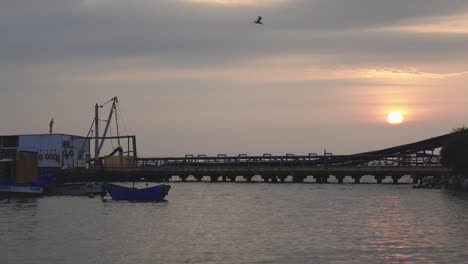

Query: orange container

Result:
[16,151,38,183]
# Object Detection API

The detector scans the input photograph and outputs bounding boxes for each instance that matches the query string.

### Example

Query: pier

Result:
[28,96,453,185]
[111,132,450,183]
[57,129,456,184]
[85,164,449,184]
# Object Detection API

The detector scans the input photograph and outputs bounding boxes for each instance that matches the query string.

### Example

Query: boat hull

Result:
[104,183,170,201]
[0,185,44,198]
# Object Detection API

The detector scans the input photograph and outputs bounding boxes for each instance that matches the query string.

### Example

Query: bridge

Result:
[86,131,455,184]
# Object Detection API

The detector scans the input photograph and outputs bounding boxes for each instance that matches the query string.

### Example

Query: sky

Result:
[1,0,468,157]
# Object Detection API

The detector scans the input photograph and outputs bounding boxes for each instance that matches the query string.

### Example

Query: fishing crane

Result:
[94,96,120,160]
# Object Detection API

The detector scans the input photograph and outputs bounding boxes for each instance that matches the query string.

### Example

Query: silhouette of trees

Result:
[441,127,468,173]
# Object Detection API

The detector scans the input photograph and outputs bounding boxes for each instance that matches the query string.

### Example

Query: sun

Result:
[387,111,404,125]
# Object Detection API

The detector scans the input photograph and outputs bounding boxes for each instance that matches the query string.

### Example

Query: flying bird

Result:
[254,16,263,25]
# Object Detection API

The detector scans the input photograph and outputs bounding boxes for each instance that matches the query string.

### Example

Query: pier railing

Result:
[136,153,441,168]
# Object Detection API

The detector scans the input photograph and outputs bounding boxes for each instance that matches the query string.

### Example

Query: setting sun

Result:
[387,111,404,125]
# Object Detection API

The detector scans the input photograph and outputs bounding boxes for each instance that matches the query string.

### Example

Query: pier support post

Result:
[164,175,171,182]
[375,176,384,184]
[222,176,227,182]
[228,176,236,182]
[292,175,304,183]
[313,175,320,183]
[392,175,401,184]
[410,173,419,184]
[244,175,253,182]
[322,175,329,183]
[352,175,362,184]
[210,176,219,182]
[336,175,344,184]
[195,175,203,182]
[314,175,328,183]
[278,175,287,183]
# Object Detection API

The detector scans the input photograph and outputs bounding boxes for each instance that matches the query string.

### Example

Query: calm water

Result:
[1,183,468,264]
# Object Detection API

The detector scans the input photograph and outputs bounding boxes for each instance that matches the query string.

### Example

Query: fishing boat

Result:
[103,183,170,201]
[87,97,171,201]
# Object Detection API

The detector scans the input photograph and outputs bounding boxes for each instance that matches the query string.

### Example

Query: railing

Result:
[136,153,442,168]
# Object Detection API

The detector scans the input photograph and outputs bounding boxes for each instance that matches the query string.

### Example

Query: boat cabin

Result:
[0,134,90,174]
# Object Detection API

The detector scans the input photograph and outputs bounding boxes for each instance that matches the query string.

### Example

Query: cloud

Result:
[368,12,468,34]
[185,0,286,6]
[1,0,468,154]
[2,0,468,66]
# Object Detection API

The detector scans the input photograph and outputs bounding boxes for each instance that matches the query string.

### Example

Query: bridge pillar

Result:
[262,175,271,182]
[180,174,188,182]
[210,176,219,182]
[392,175,401,184]
[228,176,237,182]
[314,175,328,183]
[271,176,278,183]
[336,175,344,184]
[244,175,253,182]
[322,175,329,183]
[352,175,362,184]
[154,174,164,182]
[375,176,384,184]
[278,175,287,183]
[195,175,203,182]
[222,175,227,182]
[292,175,304,183]
[163,174,171,182]
[410,173,420,184]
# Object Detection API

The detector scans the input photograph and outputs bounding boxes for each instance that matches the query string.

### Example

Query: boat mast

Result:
[97,97,118,155]
[93,96,119,166]
[94,103,99,165]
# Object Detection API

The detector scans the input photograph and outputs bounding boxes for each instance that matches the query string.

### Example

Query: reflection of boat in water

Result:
[44,182,103,196]
[39,174,104,196]
[104,183,170,201]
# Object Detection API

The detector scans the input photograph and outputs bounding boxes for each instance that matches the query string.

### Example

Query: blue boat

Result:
[103,183,170,201]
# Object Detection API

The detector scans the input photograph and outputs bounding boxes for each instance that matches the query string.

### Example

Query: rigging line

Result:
[100,96,117,107]
[80,117,96,152]
[109,119,115,150]
[116,103,130,137]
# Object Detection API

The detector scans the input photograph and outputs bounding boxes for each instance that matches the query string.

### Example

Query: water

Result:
[1,183,468,264]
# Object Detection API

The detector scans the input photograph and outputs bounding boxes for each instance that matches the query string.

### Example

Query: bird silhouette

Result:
[254,16,263,24]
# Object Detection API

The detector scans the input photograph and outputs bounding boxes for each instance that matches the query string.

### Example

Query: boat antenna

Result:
[49,118,54,134]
